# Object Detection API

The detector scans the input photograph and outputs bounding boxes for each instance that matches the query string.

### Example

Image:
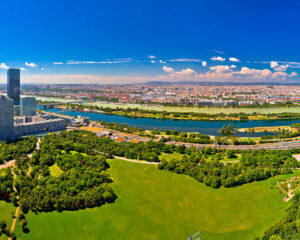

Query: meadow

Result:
[0,201,15,240]
[14,159,290,240]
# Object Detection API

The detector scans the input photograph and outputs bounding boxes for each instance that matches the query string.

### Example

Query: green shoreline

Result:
[57,105,300,122]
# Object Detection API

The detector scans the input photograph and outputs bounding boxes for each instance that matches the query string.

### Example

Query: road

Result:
[169,140,300,150]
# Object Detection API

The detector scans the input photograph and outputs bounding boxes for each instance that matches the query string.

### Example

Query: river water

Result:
[42,108,300,137]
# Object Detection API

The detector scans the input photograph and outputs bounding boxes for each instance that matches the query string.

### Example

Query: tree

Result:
[269,235,282,240]
[221,124,234,136]
[0,221,6,231]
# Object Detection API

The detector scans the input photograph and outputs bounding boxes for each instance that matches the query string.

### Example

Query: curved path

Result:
[114,156,160,165]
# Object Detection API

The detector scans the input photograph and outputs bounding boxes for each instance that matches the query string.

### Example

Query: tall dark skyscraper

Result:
[7,68,20,105]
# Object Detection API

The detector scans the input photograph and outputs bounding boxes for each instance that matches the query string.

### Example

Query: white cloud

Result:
[272,71,287,78]
[176,68,195,75]
[210,65,231,73]
[151,60,156,64]
[0,63,9,69]
[230,65,237,68]
[41,68,45,71]
[159,60,166,64]
[25,62,38,67]
[66,59,131,64]
[114,58,133,61]
[162,66,174,73]
[257,61,300,69]
[270,61,279,68]
[162,66,195,78]
[202,61,207,67]
[53,62,64,65]
[211,56,226,62]
[148,55,156,59]
[289,72,298,77]
[214,50,225,55]
[20,68,27,71]
[229,57,239,62]
[274,64,288,71]
[169,58,202,62]
[238,67,272,77]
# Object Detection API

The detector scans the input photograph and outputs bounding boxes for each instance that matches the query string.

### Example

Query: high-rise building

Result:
[21,97,36,116]
[7,68,20,105]
[0,96,14,140]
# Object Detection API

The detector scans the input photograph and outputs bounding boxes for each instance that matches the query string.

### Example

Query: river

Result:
[42,108,300,137]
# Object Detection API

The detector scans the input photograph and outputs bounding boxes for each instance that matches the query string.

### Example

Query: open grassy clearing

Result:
[159,152,184,162]
[159,152,241,163]
[0,201,15,240]
[49,163,64,177]
[14,159,291,240]
[221,154,242,162]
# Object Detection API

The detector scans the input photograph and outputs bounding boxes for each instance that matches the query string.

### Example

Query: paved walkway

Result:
[115,156,159,165]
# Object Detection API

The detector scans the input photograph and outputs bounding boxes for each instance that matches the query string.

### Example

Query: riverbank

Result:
[42,108,300,137]
[238,126,298,133]
[55,104,300,122]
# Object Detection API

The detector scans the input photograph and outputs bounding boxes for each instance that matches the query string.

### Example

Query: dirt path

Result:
[114,156,160,165]
[97,151,160,165]
[8,206,20,240]
[0,160,15,170]
[7,138,40,238]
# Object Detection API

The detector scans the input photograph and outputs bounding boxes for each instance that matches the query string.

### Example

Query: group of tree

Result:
[0,220,13,238]
[0,168,14,201]
[14,132,117,213]
[0,136,37,164]
[163,132,213,144]
[99,120,143,134]
[158,147,300,189]
[221,124,234,136]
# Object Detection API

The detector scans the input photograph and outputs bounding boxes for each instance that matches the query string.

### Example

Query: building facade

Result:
[7,68,20,105]
[21,97,36,116]
[0,96,14,140]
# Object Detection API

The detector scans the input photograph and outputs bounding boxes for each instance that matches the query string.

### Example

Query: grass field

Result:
[15,159,290,240]
[0,201,15,240]
[159,152,184,162]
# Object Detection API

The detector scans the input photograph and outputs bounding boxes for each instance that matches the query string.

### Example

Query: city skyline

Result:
[0,0,300,84]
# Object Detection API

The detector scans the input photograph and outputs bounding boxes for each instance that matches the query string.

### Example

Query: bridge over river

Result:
[38,100,85,109]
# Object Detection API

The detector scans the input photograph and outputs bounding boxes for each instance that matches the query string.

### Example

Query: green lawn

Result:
[0,201,15,240]
[15,159,289,240]
[159,152,184,162]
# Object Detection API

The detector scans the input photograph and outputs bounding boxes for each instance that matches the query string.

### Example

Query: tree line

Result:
[158,148,300,188]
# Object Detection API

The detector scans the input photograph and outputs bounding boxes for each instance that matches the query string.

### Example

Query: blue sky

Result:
[0,0,300,84]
